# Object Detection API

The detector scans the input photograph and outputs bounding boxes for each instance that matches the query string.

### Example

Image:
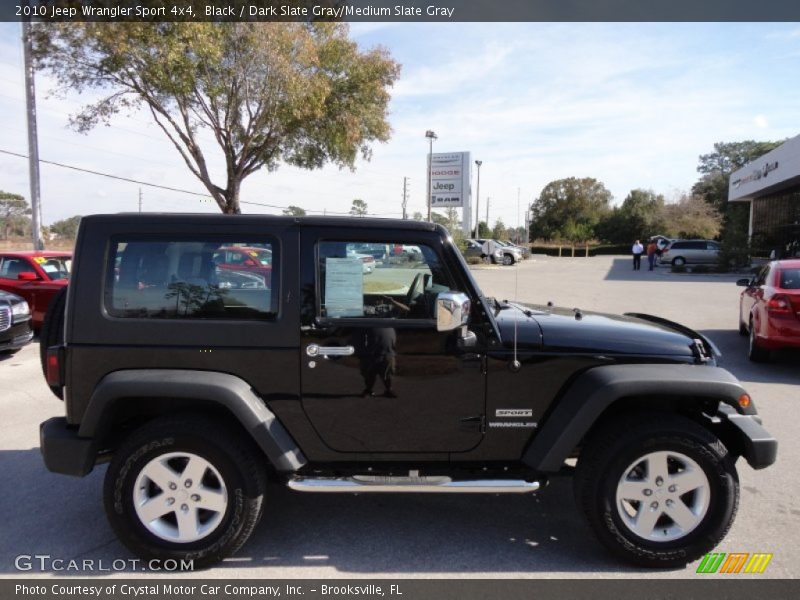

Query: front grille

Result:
[0,305,10,332]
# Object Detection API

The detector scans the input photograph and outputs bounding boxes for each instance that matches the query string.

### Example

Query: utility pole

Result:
[485,196,490,231]
[473,160,482,237]
[425,130,437,222]
[402,177,409,219]
[22,20,44,251]
[138,188,143,213]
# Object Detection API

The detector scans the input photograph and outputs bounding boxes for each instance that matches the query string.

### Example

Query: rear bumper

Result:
[717,405,778,470]
[757,317,800,349]
[40,417,96,477]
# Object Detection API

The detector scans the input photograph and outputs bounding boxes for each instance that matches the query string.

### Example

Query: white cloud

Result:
[754,114,769,128]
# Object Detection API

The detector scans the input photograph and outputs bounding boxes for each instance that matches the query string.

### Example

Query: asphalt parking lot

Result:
[1,255,797,579]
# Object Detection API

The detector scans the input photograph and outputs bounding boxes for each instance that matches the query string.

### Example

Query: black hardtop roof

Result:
[82,213,441,233]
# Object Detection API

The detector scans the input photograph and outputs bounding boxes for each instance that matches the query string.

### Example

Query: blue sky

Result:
[0,22,799,228]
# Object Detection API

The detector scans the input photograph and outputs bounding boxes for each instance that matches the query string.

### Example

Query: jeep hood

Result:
[493,303,707,359]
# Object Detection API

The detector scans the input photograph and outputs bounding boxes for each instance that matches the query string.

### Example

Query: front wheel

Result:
[574,414,739,568]
[502,254,514,266]
[104,416,266,569]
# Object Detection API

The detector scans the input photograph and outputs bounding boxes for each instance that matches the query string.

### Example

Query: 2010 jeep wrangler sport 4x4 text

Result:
[39,214,777,568]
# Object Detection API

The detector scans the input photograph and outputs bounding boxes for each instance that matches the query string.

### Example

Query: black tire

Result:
[738,314,748,336]
[104,415,267,569]
[574,413,739,568]
[39,287,67,399]
[671,257,686,267]
[502,254,514,266]
[748,317,770,362]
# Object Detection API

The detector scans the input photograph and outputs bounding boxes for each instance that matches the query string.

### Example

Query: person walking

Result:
[631,240,644,271]
[646,239,658,271]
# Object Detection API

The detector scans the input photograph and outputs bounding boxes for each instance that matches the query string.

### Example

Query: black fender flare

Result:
[78,369,307,473]
[522,364,762,473]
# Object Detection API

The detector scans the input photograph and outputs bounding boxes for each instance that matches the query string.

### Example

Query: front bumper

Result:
[40,417,96,477]
[0,322,33,352]
[716,405,778,470]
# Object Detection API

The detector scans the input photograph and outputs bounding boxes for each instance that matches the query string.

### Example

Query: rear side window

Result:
[779,268,800,289]
[106,238,278,319]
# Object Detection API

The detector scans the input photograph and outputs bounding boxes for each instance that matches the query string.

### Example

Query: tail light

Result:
[46,346,64,387]
[361,256,374,263]
[766,294,793,315]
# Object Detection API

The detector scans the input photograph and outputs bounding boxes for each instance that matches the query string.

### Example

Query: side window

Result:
[0,257,29,279]
[706,242,720,250]
[106,239,278,320]
[317,240,453,320]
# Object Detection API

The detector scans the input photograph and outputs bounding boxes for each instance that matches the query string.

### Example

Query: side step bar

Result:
[288,474,541,494]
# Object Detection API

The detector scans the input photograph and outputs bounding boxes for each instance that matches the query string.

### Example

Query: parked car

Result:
[464,239,503,263]
[507,241,531,259]
[660,240,720,267]
[473,239,521,265]
[0,251,71,329]
[40,214,776,569]
[0,289,33,354]
[213,246,272,287]
[737,259,800,361]
[347,249,376,274]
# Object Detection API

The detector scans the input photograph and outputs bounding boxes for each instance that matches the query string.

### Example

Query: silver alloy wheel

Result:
[615,450,710,542]
[133,452,228,543]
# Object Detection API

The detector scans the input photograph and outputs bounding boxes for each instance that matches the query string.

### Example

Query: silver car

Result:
[659,240,720,267]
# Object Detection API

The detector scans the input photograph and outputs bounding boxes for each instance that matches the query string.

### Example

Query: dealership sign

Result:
[429,152,471,208]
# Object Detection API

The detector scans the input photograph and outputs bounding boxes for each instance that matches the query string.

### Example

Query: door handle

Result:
[306,344,355,357]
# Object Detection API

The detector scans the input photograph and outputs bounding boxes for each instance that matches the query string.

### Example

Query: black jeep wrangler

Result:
[39,214,776,568]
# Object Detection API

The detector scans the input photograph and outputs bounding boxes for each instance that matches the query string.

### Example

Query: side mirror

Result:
[436,291,471,332]
[18,271,39,281]
[736,278,751,287]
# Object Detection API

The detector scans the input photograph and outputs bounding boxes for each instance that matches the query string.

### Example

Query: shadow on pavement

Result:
[700,329,800,385]
[0,448,666,576]
[603,258,743,283]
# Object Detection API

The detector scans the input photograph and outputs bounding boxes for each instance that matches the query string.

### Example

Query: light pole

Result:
[473,160,482,237]
[425,130,437,222]
[485,196,490,232]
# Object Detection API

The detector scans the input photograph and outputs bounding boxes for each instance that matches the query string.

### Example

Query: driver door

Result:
[299,234,486,454]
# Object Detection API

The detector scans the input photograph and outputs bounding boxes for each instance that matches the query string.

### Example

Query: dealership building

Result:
[729,134,800,256]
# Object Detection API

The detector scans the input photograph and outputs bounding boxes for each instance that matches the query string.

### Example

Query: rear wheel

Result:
[574,413,738,568]
[671,257,686,267]
[104,416,266,568]
[748,317,770,362]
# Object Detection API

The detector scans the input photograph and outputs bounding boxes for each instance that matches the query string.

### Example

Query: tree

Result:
[491,219,507,240]
[0,191,31,240]
[282,206,306,216]
[48,215,82,240]
[595,189,667,244]
[662,194,722,240]
[412,212,424,221]
[350,198,368,217]
[476,220,491,238]
[34,23,400,214]
[529,177,612,242]
[431,208,460,232]
[693,141,783,211]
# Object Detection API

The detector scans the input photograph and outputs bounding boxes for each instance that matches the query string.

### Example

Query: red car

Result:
[0,251,71,329]
[213,246,272,287]
[738,259,800,361]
